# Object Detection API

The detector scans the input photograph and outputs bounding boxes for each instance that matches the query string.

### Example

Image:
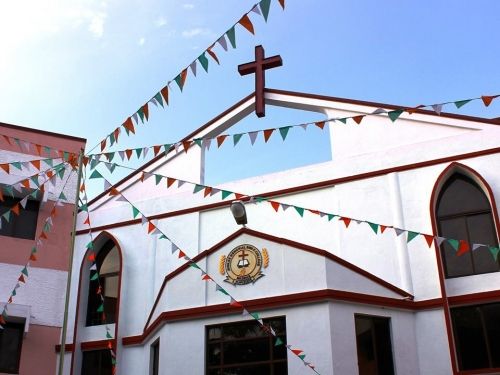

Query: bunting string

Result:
[78,170,117,373]
[91,160,499,262]
[0,162,72,228]
[87,0,286,155]
[0,132,78,160]
[0,164,76,329]
[84,171,321,373]
[85,92,500,161]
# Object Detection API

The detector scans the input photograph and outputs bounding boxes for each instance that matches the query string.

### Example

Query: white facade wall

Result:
[66,94,500,374]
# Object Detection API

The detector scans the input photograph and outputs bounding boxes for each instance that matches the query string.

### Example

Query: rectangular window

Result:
[206,316,287,375]
[0,321,24,374]
[150,339,160,375]
[0,196,39,240]
[81,349,112,375]
[451,302,500,370]
[355,315,395,375]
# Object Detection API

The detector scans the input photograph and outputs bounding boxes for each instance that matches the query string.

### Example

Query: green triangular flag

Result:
[226,26,236,48]
[489,246,500,261]
[111,358,117,365]
[44,158,53,167]
[164,144,172,153]
[193,184,204,194]
[407,231,419,243]
[107,152,115,162]
[221,190,232,200]
[233,133,243,146]
[159,234,167,240]
[43,146,51,156]
[137,107,145,123]
[63,152,70,161]
[86,241,94,249]
[294,206,305,217]
[278,126,291,140]
[90,272,98,281]
[12,289,16,296]
[337,118,347,124]
[96,303,104,312]
[59,192,67,201]
[299,354,306,360]
[367,222,379,234]
[250,312,260,320]
[30,191,39,199]
[80,204,88,212]
[89,170,103,179]
[154,92,164,108]
[155,175,162,185]
[21,267,28,276]
[455,99,471,109]
[447,239,460,251]
[189,262,200,269]
[43,222,51,232]
[260,0,271,21]
[174,74,184,91]
[3,211,11,223]
[106,331,113,339]
[388,109,404,122]
[57,166,66,179]
[198,53,209,72]
[132,206,140,218]
[194,138,202,147]
[11,162,22,170]
[30,176,40,186]
[109,132,115,145]
[327,214,335,221]
[274,337,284,346]
[135,148,142,158]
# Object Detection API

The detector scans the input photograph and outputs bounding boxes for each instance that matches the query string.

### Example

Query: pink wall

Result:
[18,325,61,375]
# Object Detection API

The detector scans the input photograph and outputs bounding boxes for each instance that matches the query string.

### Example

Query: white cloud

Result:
[181,27,213,38]
[183,3,195,9]
[88,11,107,38]
[155,16,167,27]
[138,37,146,46]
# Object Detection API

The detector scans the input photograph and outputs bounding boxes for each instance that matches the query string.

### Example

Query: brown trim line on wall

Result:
[0,121,87,142]
[55,344,75,353]
[76,147,500,236]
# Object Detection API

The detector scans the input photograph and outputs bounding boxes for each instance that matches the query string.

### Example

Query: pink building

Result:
[0,121,85,375]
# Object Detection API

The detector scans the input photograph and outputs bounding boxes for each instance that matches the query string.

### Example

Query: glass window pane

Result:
[81,350,112,375]
[482,304,500,367]
[355,316,394,375]
[273,362,288,375]
[223,338,270,364]
[0,322,24,373]
[439,217,473,277]
[437,175,490,217]
[468,214,499,274]
[373,319,395,375]
[0,197,39,240]
[452,306,489,370]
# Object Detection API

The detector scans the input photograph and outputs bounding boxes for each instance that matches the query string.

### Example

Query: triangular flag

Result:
[189,61,197,77]
[489,246,500,261]
[366,222,378,234]
[221,190,232,200]
[239,14,254,34]
[263,129,274,142]
[226,26,236,48]
[233,133,243,146]
[260,0,271,21]
[207,46,220,64]
[160,86,169,105]
[454,99,471,109]
[278,126,291,140]
[394,228,405,236]
[230,298,242,307]
[217,135,228,148]
[275,337,284,346]
[423,234,435,248]
[431,104,443,115]
[407,231,419,243]
[388,110,404,122]
[352,115,364,124]
[217,35,228,51]
[294,206,304,217]
[315,121,326,129]
[248,131,258,145]
[447,238,460,251]
[278,0,285,9]
[340,217,351,228]
[481,95,498,107]
[198,53,209,72]
[456,240,470,256]
[132,206,140,218]
[270,201,280,212]
[89,170,103,179]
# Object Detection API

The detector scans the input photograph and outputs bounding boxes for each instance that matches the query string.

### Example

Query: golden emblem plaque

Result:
[220,244,268,285]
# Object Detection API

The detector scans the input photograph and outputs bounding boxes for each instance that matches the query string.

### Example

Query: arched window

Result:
[86,239,120,326]
[436,173,499,278]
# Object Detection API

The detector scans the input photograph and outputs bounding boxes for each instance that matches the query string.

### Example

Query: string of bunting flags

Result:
[0,156,65,176]
[0,162,71,228]
[0,166,76,329]
[91,0,286,155]
[78,170,117,373]
[90,160,500,262]
[83,171,321,374]
[0,133,78,161]
[85,92,500,162]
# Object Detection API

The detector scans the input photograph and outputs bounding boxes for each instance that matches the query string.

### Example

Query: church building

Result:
[59,49,500,375]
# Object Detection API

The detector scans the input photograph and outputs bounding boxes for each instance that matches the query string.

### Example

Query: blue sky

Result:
[1,0,499,194]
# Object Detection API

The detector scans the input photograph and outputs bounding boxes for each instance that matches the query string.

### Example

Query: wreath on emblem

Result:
[219,244,269,285]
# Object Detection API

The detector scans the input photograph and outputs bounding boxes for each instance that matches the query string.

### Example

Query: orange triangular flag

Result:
[147,222,156,234]
[202,274,211,281]
[7,297,12,304]
[82,157,89,167]
[217,135,228,147]
[161,86,169,105]
[109,187,119,196]
[123,117,136,134]
[481,95,499,107]
[204,187,212,197]
[29,253,37,261]
[0,164,10,174]
[180,68,188,88]
[178,250,186,258]
[263,129,274,143]
[142,103,149,121]
[30,159,41,171]
[88,252,96,262]
[84,215,90,225]
[40,231,48,239]
[125,149,133,160]
[0,189,4,202]
[309,209,320,215]
[0,315,6,325]
[153,145,161,156]
[340,217,351,228]
[423,234,435,248]
[352,115,364,124]
[278,0,285,9]
[18,275,26,283]
[167,178,176,188]
[182,141,191,153]
[270,201,280,212]
[207,46,220,65]
[239,14,255,34]
[11,204,20,216]
[380,225,387,233]
[100,139,107,152]
[235,193,244,200]
[406,105,425,114]
[35,144,42,156]
[21,179,30,189]
[315,121,326,129]
[457,240,470,256]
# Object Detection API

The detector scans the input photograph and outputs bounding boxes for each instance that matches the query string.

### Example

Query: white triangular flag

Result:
[431,104,443,115]
[190,61,197,77]
[248,131,258,145]
[217,36,228,51]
